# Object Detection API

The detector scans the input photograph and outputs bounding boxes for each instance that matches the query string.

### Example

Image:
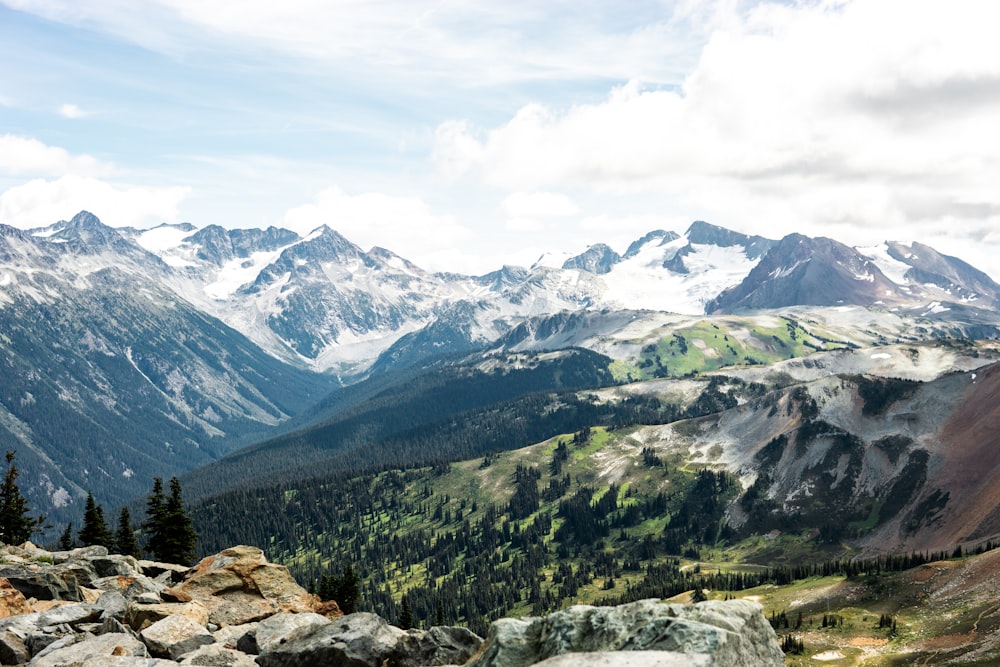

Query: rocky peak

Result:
[623,230,681,259]
[707,234,902,312]
[684,221,775,260]
[887,240,1000,306]
[46,211,135,256]
[562,243,621,274]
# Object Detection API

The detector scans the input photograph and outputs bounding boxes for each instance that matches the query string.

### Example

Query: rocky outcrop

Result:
[466,599,784,667]
[0,543,481,666]
[0,543,782,667]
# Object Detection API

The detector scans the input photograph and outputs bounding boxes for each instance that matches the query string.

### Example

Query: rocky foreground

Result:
[0,543,783,666]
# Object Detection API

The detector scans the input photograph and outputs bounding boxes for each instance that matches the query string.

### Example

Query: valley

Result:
[4,212,1000,663]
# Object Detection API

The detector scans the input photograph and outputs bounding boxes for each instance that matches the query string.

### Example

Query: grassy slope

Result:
[266,414,1000,664]
[710,548,1000,665]
[613,315,855,382]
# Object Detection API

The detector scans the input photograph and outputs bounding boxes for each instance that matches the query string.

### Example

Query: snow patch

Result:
[50,487,71,508]
[870,353,891,360]
[858,243,911,285]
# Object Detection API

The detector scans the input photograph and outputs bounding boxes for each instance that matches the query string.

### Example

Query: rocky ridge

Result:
[0,543,783,666]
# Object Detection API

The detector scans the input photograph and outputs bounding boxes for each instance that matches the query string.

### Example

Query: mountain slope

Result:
[0,214,334,524]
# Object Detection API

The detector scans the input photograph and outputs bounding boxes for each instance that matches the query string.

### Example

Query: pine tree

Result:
[115,507,141,558]
[159,477,197,565]
[143,477,167,560]
[0,451,45,545]
[59,523,74,550]
[399,594,414,629]
[320,565,359,614]
[78,492,112,548]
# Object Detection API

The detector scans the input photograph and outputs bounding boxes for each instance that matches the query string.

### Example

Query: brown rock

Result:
[125,600,210,631]
[164,546,340,626]
[0,577,32,618]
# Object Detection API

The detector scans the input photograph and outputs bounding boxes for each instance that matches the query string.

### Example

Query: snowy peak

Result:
[887,241,1000,306]
[623,230,680,259]
[562,243,621,274]
[684,220,774,260]
[41,210,136,256]
[707,234,904,313]
[665,222,775,274]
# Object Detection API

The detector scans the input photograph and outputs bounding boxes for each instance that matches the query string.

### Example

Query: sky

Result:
[2,0,1000,277]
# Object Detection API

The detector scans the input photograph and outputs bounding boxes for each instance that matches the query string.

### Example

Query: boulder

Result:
[530,652,713,667]
[0,625,32,665]
[399,625,484,666]
[125,600,210,631]
[255,611,406,667]
[28,631,148,667]
[140,614,216,660]
[0,565,85,601]
[179,643,259,666]
[466,599,784,667]
[163,546,339,626]
[37,602,102,627]
[242,611,331,654]
[0,577,33,618]
[253,611,482,667]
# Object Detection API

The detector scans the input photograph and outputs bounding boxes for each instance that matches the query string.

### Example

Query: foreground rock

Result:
[467,598,784,667]
[0,542,783,666]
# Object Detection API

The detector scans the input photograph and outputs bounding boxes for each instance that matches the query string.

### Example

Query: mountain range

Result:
[3,210,1000,527]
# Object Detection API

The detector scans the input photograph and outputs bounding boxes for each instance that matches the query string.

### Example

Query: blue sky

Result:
[3,0,1000,276]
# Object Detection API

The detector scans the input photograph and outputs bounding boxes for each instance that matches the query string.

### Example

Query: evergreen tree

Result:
[398,594,414,629]
[319,565,360,614]
[0,451,45,545]
[143,477,167,560]
[59,523,74,550]
[159,477,197,565]
[78,492,112,548]
[115,507,141,558]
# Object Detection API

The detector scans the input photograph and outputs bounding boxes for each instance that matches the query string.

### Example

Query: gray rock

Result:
[90,555,144,578]
[52,546,109,564]
[248,612,331,654]
[254,612,482,667]
[0,626,32,665]
[0,566,86,601]
[212,622,257,651]
[140,614,215,660]
[466,599,784,667]
[531,652,713,667]
[38,602,102,627]
[179,643,259,666]
[75,658,179,666]
[28,632,149,666]
[97,590,130,619]
[255,611,405,667]
[398,625,483,667]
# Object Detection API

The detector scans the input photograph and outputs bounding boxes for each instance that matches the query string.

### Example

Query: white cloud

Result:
[0,135,115,178]
[0,175,191,229]
[502,192,580,219]
[433,0,1000,252]
[58,103,87,119]
[4,0,707,86]
[281,187,472,271]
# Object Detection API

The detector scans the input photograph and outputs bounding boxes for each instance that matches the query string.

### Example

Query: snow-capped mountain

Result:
[4,209,1000,527]
[16,213,1000,379]
[0,213,332,523]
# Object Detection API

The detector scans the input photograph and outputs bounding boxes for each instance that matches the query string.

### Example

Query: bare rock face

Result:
[0,578,33,618]
[163,546,339,626]
[466,598,784,667]
[252,611,483,667]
